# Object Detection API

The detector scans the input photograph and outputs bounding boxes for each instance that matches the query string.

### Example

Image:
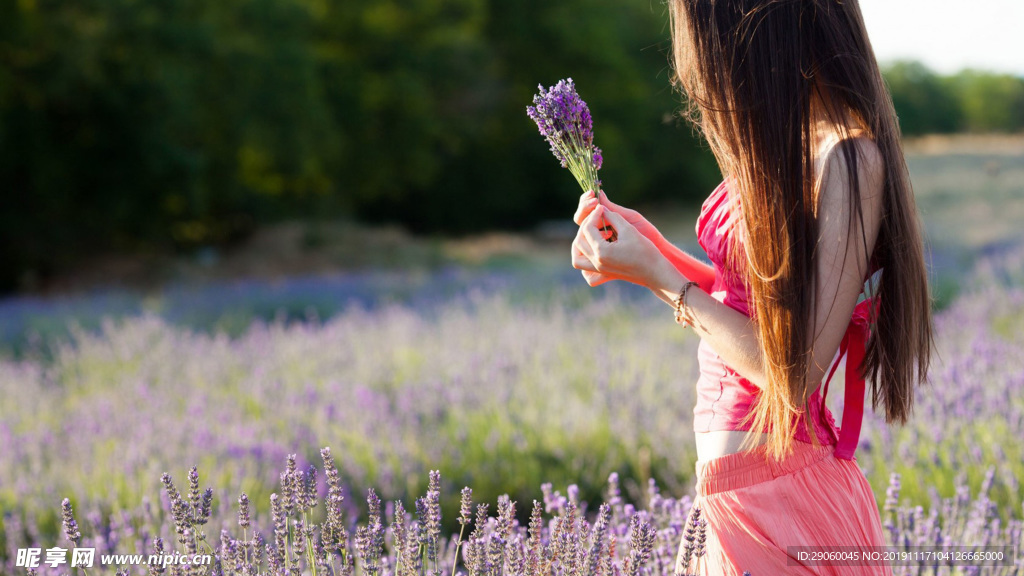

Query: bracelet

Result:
[674,281,699,327]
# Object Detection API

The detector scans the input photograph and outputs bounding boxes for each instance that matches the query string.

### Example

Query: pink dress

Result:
[676,181,893,576]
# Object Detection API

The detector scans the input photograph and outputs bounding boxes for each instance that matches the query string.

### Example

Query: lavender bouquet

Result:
[526,78,604,194]
[527,78,615,240]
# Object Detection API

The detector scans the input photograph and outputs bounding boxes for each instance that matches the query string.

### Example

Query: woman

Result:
[570,0,933,574]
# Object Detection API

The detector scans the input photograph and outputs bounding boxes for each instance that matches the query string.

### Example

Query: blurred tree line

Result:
[1,0,1021,292]
[884,61,1024,135]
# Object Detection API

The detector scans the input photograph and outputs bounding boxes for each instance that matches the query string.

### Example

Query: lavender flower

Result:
[355,489,385,576]
[425,471,442,573]
[61,498,81,548]
[624,513,656,576]
[148,537,166,576]
[299,464,318,511]
[568,484,580,506]
[694,517,707,558]
[220,528,237,574]
[508,536,527,576]
[199,488,213,526]
[161,472,191,547]
[187,466,201,518]
[292,519,306,560]
[390,500,410,576]
[282,454,298,516]
[270,493,287,572]
[459,487,473,526]
[526,501,544,576]
[607,472,623,509]
[496,494,515,540]
[676,505,701,573]
[526,78,604,194]
[238,493,251,530]
[584,503,611,576]
[466,503,490,576]
[294,469,308,515]
[885,472,901,512]
[321,447,350,561]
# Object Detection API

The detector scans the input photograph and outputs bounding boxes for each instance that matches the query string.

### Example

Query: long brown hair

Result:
[668,0,934,459]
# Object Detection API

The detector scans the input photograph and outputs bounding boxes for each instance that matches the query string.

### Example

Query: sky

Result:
[858,0,1024,76]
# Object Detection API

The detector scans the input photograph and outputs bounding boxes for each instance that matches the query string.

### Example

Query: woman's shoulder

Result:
[812,132,885,283]
[813,132,884,214]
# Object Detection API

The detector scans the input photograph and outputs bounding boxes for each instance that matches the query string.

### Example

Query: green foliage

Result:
[0,0,340,290]
[883,61,1024,135]
[950,70,1024,133]
[335,0,720,232]
[3,0,1023,293]
[882,61,963,135]
[0,0,719,292]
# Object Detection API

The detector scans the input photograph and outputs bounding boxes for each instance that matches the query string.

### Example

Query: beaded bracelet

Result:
[674,281,699,327]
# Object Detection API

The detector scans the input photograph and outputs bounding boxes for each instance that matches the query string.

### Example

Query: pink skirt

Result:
[676,440,893,576]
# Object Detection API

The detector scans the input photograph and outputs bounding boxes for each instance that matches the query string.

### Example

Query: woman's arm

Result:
[647,139,885,391]
[654,239,717,292]
[580,138,884,392]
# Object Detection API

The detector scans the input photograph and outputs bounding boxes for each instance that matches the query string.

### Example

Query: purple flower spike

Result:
[61,498,81,547]
[187,466,201,518]
[459,487,473,526]
[885,473,901,512]
[238,493,251,530]
[526,78,604,195]
[199,488,213,526]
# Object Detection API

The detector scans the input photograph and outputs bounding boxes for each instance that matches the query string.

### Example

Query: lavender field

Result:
[2,244,1024,574]
[2,141,1024,574]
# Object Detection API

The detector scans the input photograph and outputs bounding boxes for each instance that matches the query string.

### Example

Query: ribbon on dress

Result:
[819,295,878,461]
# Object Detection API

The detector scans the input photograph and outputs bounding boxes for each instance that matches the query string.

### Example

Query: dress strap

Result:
[819,296,878,460]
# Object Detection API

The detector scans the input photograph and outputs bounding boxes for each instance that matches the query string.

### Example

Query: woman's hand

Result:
[572,205,674,288]
[573,190,666,246]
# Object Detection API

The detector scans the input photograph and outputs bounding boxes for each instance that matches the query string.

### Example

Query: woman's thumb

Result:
[602,207,628,226]
[598,190,619,209]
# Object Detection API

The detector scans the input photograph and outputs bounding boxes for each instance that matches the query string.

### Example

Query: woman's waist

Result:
[693,364,840,444]
[695,340,834,411]
[693,379,839,432]
[695,429,769,462]
[693,436,838,495]
[694,427,836,460]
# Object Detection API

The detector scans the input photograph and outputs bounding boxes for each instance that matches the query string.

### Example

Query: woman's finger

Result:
[571,240,599,272]
[582,270,614,286]
[572,226,595,259]
[572,226,597,264]
[601,207,631,229]
[598,190,641,220]
[574,222,595,253]
[572,249,598,273]
[574,191,599,226]
[580,205,612,250]
[597,189,622,212]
